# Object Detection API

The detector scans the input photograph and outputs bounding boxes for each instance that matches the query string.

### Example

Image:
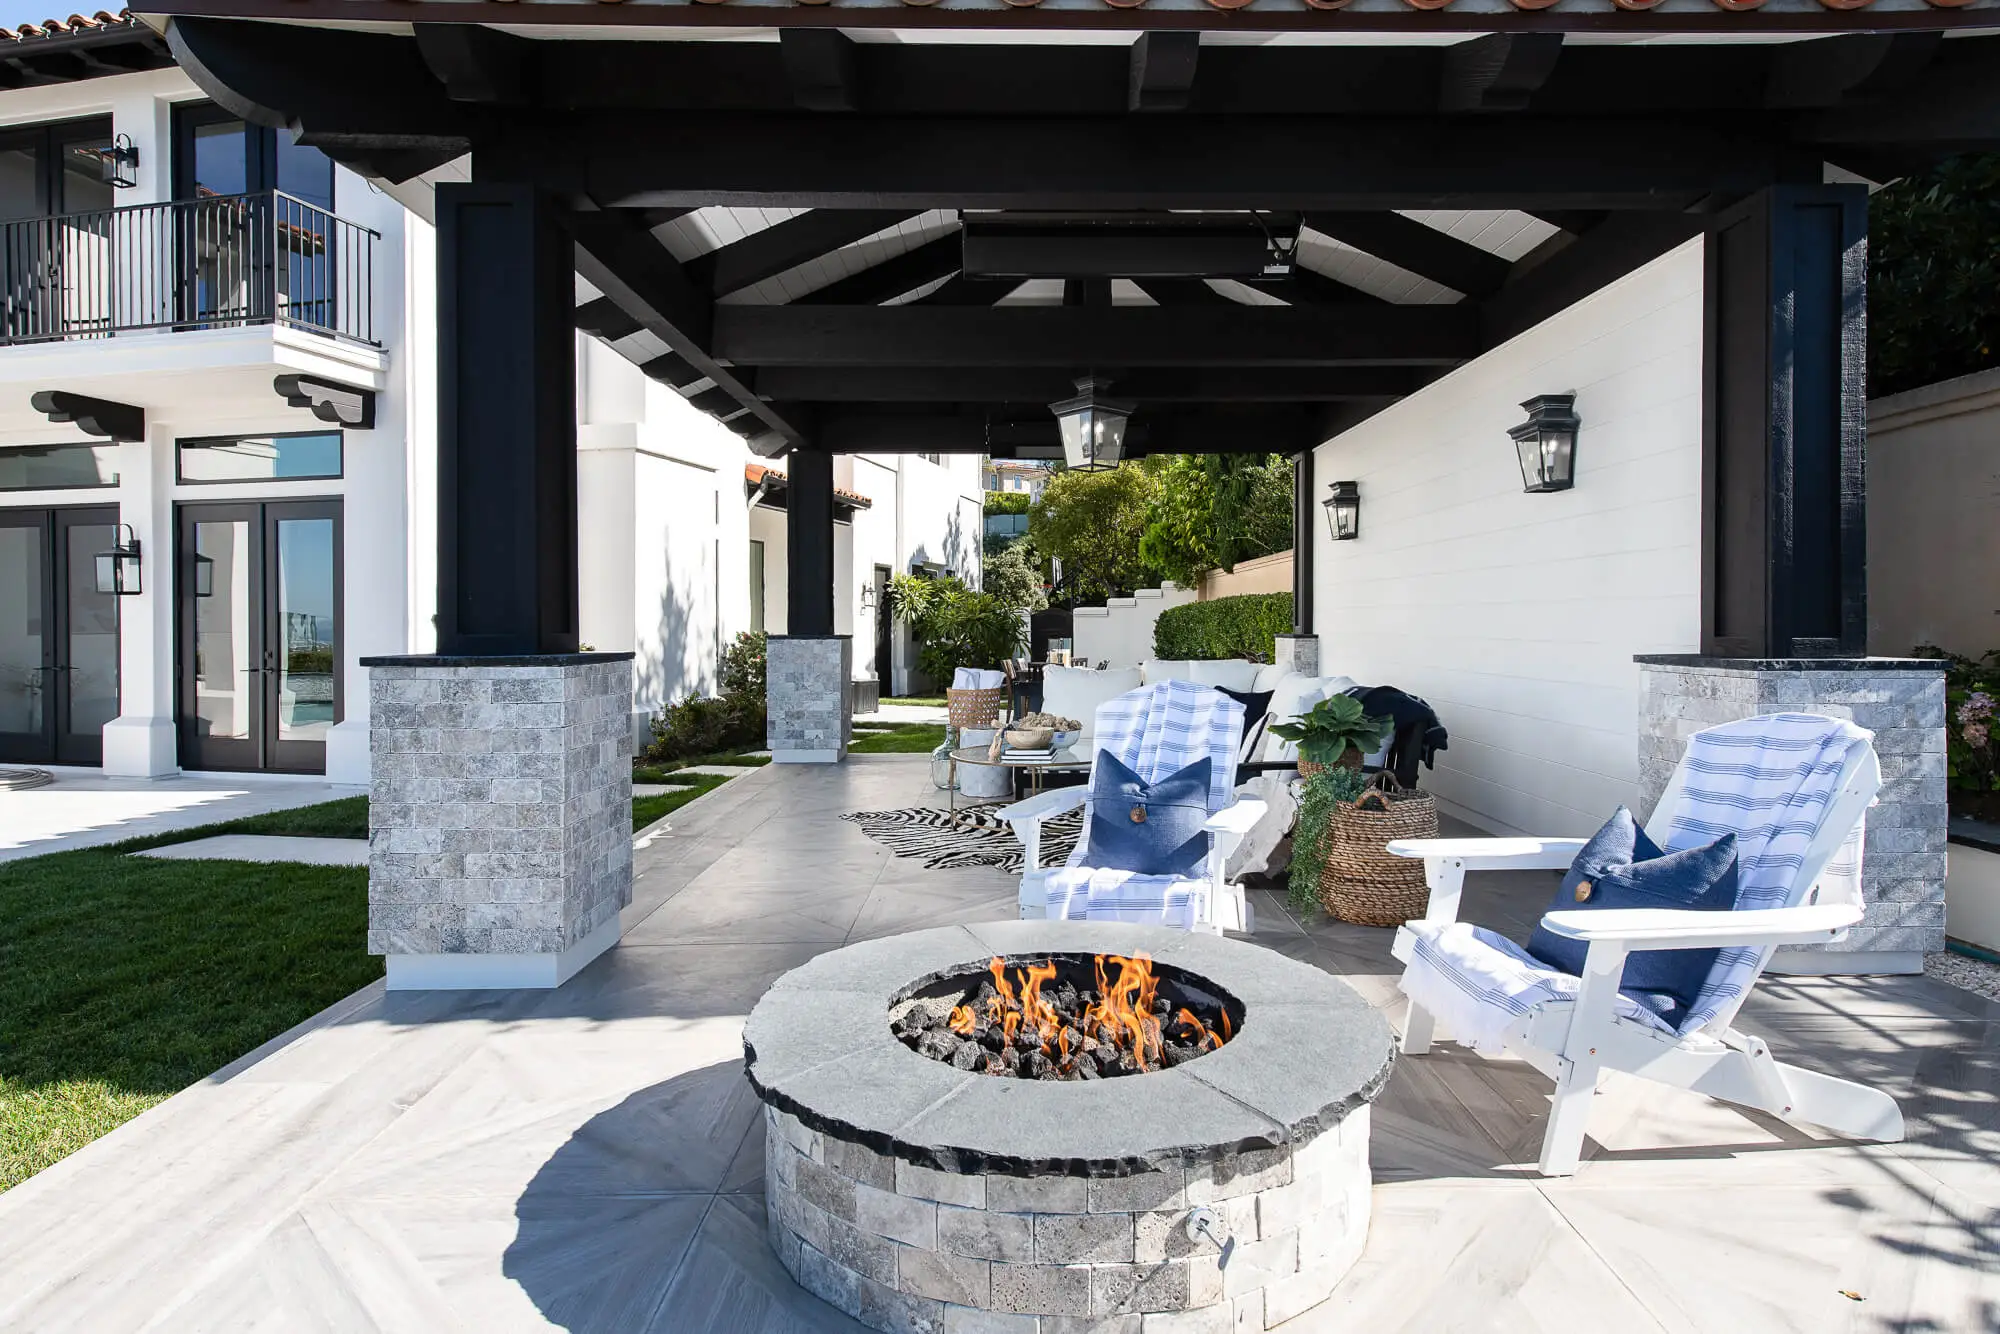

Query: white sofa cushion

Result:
[1042,666,1144,742]
[1252,662,1290,693]
[1187,659,1262,692]
[1260,673,1361,762]
[1140,659,1200,686]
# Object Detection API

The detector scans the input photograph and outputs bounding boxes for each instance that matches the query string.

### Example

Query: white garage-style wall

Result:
[1309,238,1706,837]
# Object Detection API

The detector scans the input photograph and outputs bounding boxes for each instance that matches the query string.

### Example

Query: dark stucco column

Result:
[786,448,836,638]
[1701,184,1867,657]
[434,182,578,655]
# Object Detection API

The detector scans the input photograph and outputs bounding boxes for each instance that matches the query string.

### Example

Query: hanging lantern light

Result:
[94,523,142,595]
[1507,394,1580,493]
[1047,376,1134,473]
[1322,481,1360,542]
[96,134,139,189]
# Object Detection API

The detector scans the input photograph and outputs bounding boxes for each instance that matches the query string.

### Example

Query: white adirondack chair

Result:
[1000,680,1265,935]
[1388,713,1903,1176]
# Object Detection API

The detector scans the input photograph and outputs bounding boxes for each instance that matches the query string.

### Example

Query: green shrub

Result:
[984,492,1033,517]
[1153,593,1294,662]
[644,696,740,763]
[721,630,767,738]
[888,574,1026,683]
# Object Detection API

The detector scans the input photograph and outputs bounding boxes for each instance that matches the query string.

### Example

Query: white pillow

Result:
[1140,659,1199,686]
[1042,665,1143,740]
[1261,674,1365,762]
[1251,663,1291,694]
[1188,659,1261,693]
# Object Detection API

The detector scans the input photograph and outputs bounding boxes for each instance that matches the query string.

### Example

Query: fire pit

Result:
[744,921,1395,1333]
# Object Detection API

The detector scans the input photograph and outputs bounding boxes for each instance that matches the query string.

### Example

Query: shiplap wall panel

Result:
[1310,237,1705,837]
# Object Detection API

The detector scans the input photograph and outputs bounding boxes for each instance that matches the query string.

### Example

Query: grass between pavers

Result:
[848,723,949,754]
[632,753,772,784]
[882,695,948,709]
[0,815,379,1192]
[632,773,732,830]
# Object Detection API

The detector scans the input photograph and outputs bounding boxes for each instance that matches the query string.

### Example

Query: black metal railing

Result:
[0,191,379,348]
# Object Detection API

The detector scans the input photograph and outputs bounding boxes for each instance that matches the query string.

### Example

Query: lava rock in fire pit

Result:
[895,954,1233,1082]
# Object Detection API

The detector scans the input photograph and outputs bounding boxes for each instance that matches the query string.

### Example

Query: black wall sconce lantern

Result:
[1048,376,1133,473]
[97,134,139,189]
[1323,481,1361,541]
[94,524,142,595]
[1508,394,1580,493]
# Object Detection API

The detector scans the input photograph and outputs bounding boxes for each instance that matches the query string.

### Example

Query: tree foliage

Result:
[1870,154,2000,397]
[1137,454,1294,588]
[981,539,1048,615]
[1027,465,1159,603]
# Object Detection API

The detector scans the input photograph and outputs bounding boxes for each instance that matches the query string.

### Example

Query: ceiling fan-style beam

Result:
[685,208,923,298]
[1129,32,1200,113]
[1303,211,1512,299]
[713,303,1477,369]
[1439,34,1564,114]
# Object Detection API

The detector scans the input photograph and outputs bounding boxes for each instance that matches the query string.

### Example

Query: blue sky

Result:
[0,4,123,31]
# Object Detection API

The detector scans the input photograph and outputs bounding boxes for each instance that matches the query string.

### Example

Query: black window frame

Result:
[0,115,116,220]
[170,102,333,209]
[175,430,344,485]
[0,442,121,492]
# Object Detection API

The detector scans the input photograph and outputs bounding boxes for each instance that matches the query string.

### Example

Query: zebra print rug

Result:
[841,806,1083,873]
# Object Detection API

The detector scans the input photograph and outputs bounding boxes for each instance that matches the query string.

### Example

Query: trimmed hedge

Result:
[1153,592,1294,662]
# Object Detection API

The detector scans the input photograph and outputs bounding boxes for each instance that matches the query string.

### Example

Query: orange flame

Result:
[956,952,1206,1077]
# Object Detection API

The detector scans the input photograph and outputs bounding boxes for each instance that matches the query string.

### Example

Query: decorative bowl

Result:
[1052,729,1081,750]
[1004,727,1056,751]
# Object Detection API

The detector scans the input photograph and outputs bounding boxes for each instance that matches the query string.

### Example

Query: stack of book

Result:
[1002,746,1055,763]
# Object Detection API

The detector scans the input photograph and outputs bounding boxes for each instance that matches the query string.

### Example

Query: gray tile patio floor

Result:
[0,755,1994,1332]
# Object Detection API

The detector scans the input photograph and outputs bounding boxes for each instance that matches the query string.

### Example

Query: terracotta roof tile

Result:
[1,10,140,44]
[747,463,873,509]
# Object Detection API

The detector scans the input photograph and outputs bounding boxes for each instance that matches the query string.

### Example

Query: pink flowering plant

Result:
[1920,645,2000,821]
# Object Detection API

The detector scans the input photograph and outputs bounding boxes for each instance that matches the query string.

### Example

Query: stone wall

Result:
[768,635,853,763]
[363,653,633,987]
[1636,657,1948,966]
[763,1105,1371,1334]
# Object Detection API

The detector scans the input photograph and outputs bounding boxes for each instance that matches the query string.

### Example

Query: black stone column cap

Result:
[358,652,635,667]
[1634,655,1946,673]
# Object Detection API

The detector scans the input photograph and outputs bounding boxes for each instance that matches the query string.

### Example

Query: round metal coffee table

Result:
[946,744,1091,825]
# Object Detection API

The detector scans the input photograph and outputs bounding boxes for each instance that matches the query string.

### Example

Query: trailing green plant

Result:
[1152,593,1294,662]
[887,573,1027,684]
[1287,764,1370,918]
[1268,693,1393,768]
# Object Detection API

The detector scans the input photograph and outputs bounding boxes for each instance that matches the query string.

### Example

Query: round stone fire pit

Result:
[744,921,1396,1333]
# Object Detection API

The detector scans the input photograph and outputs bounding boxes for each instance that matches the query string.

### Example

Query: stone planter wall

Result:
[763,1104,1371,1334]
[1636,655,1948,970]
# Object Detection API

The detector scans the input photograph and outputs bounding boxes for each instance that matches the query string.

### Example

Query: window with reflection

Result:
[0,444,119,491]
[176,432,341,484]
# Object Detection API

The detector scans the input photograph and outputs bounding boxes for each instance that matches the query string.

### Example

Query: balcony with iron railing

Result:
[0,191,379,349]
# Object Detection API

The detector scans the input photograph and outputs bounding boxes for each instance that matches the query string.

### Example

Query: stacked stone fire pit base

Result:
[744,922,1397,1333]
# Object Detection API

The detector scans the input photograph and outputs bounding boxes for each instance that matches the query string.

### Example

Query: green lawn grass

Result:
[848,723,949,754]
[1,772,749,1194]
[633,752,771,783]
[0,833,378,1192]
[882,695,948,708]
[632,773,731,830]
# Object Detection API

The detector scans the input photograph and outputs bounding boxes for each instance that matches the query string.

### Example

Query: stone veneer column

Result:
[360,652,633,990]
[768,634,853,764]
[1635,655,1948,974]
[1272,634,1319,679]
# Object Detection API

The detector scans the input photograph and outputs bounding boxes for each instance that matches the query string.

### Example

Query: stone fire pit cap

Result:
[743,921,1396,1178]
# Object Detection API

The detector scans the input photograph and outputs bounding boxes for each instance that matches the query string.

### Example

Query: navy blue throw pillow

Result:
[1526,806,1741,1029]
[1087,753,1213,878]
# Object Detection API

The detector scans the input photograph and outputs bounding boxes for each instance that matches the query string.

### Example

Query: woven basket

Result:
[1318,773,1438,926]
[947,686,1008,729]
[1296,748,1365,782]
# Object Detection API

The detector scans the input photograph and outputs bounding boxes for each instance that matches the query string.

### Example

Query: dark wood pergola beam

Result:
[748,365,1425,404]
[567,209,807,452]
[712,304,1477,369]
[816,404,1328,456]
[1303,212,1514,299]
[797,233,961,306]
[685,207,923,298]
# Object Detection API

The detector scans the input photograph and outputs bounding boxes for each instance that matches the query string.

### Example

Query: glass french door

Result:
[176,499,341,773]
[0,505,120,765]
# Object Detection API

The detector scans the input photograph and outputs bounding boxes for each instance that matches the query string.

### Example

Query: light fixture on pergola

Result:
[1048,376,1134,473]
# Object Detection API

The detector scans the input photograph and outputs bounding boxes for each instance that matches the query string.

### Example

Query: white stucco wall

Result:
[1865,367,2000,661]
[1308,238,1705,837]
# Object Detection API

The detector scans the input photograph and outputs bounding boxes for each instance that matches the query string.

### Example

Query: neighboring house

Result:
[983,458,1050,499]
[0,14,983,779]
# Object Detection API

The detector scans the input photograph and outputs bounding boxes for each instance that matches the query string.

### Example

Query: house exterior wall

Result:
[1199,549,1293,602]
[1865,367,2000,661]
[1307,239,1705,837]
